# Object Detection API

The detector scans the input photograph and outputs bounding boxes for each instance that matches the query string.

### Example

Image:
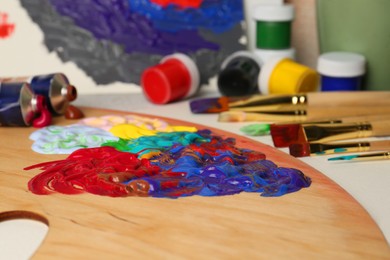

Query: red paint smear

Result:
[25,146,197,198]
[189,138,266,162]
[0,12,15,39]
[25,137,267,198]
[150,0,203,9]
[25,144,205,198]
[25,147,161,197]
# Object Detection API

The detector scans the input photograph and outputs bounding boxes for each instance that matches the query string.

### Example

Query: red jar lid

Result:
[141,53,200,104]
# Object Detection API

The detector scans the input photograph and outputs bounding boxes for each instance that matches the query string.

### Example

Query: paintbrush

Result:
[270,119,390,147]
[218,106,390,123]
[328,151,390,162]
[245,115,390,140]
[289,140,390,157]
[272,114,390,126]
[239,119,346,137]
[190,91,390,114]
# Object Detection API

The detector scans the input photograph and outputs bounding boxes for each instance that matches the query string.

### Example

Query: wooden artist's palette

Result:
[1,107,389,258]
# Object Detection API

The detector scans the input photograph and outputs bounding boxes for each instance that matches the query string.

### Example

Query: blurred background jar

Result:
[316,0,390,91]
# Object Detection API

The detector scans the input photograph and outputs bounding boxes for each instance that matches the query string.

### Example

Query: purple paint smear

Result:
[49,0,220,55]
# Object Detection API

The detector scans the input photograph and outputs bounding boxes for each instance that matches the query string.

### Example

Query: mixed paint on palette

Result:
[25,115,312,198]
[20,0,245,84]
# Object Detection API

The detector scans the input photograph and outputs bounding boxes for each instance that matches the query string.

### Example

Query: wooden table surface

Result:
[1,107,389,259]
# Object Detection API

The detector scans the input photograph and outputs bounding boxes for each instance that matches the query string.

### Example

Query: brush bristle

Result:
[270,124,301,147]
[189,97,229,114]
[289,142,311,157]
[302,125,329,142]
[218,111,246,122]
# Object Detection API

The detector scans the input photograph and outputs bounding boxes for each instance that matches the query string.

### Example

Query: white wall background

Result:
[0,0,141,94]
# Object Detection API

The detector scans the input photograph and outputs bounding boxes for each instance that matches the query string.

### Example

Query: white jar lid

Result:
[252,4,294,22]
[254,48,296,65]
[258,56,285,94]
[317,52,366,77]
[221,50,263,69]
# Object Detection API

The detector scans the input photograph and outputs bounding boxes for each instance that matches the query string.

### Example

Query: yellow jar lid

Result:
[259,57,319,94]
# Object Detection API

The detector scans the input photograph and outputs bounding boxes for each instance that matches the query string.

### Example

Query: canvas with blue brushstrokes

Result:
[20,0,245,85]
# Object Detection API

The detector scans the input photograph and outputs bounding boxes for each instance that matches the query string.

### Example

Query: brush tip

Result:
[270,124,301,147]
[240,124,270,136]
[189,97,229,114]
[289,142,311,157]
[218,111,247,122]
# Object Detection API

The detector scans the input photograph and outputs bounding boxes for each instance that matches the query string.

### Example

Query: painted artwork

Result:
[18,0,245,85]
[25,115,311,198]
[0,12,15,39]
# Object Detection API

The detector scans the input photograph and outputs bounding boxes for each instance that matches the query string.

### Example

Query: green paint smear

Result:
[240,124,270,136]
[102,131,209,157]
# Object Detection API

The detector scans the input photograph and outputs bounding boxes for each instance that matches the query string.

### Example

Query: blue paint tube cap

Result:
[317,52,366,91]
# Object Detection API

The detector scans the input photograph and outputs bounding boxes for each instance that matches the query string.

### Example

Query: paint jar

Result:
[0,73,77,116]
[253,4,294,50]
[259,56,319,94]
[0,82,51,127]
[317,52,366,91]
[141,53,200,104]
[317,0,390,90]
[217,51,262,96]
[243,0,283,51]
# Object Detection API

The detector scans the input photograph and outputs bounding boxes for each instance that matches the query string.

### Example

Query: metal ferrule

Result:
[304,122,373,143]
[310,141,371,155]
[228,94,307,109]
[230,103,306,112]
[244,110,308,122]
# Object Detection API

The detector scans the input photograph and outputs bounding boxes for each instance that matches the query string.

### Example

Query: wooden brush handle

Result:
[371,120,390,136]
[369,140,390,151]
[307,106,390,121]
[307,92,390,107]
[341,115,390,123]
[219,108,390,123]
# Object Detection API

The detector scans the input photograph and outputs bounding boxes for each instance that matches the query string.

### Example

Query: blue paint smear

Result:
[328,155,358,161]
[128,0,243,33]
[113,130,311,198]
[146,147,311,198]
[334,148,348,153]
[48,0,242,55]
